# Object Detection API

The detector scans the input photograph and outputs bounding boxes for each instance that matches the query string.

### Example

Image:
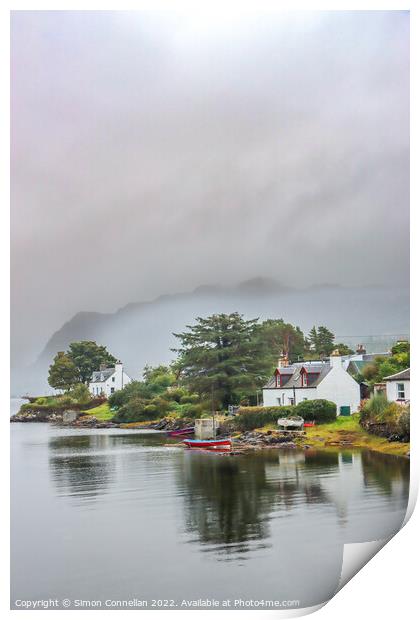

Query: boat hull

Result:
[167,428,195,437]
[183,438,232,450]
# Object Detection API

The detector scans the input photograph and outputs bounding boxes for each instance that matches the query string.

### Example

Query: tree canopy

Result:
[67,341,117,384]
[361,342,410,385]
[306,325,336,356]
[173,313,262,409]
[48,352,80,391]
[48,341,117,390]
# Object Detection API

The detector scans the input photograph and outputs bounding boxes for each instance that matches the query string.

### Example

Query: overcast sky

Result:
[11,10,409,365]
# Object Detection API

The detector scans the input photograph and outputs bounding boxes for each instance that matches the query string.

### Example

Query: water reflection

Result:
[11,426,410,608]
[177,447,409,558]
[178,452,279,557]
[361,450,410,497]
[49,434,116,502]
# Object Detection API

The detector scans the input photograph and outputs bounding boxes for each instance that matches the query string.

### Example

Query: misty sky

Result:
[11,10,409,366]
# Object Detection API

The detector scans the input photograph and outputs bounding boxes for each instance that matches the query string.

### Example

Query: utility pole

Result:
[211,384,215,439]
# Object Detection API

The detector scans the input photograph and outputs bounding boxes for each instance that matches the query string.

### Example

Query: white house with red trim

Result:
[262,352,361,415]
[89,361,132,398]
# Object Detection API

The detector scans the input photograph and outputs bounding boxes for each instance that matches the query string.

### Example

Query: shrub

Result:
[232,406,295,431]
[180,393,200,404]
[360,395,410,442]
[114,397,147,422]
[108,381,145,408]
[359,394,388,425]
[295,399,337,422]
[69,383,91,405]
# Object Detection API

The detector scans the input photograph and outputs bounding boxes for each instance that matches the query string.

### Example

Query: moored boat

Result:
[167,427,195,437]
[183,438,232,450]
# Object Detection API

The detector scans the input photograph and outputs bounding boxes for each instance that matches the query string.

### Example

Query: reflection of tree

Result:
[361,450,410,497]
[178,450,341,558]
[302,450,339,469]
[49,434,115,502]
[178,452,279,556]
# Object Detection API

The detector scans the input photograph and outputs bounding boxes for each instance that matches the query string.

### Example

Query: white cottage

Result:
[262,352,361,415]
[384,368,410,403]
[89,361,132,398]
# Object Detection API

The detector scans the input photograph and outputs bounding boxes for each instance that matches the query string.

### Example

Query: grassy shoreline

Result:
[24,399,409,457]
[269,415,409,457]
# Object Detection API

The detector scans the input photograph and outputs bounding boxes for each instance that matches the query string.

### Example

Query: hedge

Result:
[232,406,295,431]
[295,399,337,422]
[231,399,337,431]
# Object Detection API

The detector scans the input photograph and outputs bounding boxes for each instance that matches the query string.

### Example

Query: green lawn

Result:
[82,402,114,421]
[301,414,409,457]
[254,414,409,457]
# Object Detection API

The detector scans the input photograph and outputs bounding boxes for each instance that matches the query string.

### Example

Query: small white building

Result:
[384,368,410,403]
[89,361,132,398]
[262,352,361,415]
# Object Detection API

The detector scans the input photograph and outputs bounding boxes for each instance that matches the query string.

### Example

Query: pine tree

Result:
[173,313,260,409]
[316,326,335,356]
[308,326,319,352]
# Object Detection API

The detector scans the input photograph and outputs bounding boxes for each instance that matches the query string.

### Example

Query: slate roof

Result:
[91,368,115,383]
[347,360,368,374]
[263,362,331,389]
[383,368,410,381]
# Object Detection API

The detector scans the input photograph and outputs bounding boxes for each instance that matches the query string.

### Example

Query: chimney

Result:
[356,344,366,354]
[99,363,107,371]
[278,351,289,368]
[115,361,124,389]
[329,349,342,368]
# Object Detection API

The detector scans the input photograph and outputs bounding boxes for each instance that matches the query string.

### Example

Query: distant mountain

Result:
[13,279,409,394]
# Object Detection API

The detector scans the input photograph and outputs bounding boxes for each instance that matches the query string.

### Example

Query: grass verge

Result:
[82,402,114,421]
[254,415,409,457]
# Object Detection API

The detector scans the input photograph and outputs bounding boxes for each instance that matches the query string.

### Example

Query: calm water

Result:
[11,423,409,610]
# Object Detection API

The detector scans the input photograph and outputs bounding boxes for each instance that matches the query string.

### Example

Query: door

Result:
[340,405,351,416]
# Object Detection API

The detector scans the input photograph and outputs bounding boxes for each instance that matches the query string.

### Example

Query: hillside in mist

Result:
[13,279,409,394]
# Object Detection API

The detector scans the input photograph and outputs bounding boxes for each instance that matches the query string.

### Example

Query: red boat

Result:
[303,421,316,427]
[183,438,232,450]
[167,427,195,437]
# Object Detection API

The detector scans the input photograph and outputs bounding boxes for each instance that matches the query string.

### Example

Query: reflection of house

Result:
[262,352,360,414]
[383,369,410,403]
[89,361,132,397]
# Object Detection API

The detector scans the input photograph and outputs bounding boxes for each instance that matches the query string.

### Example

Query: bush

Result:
[232,406,295,431]
[114,397,148,422]
[295,399,337,422]
[180,393,200,404]
[359,394,388,425]
[360,395,410,442]
[69,383,91,405]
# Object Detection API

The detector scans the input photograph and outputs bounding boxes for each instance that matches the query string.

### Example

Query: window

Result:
[276,375,282,387]
[112,376,115,382]
[110,387,115,394]
[397,383,405,400]
[302,373,308,387]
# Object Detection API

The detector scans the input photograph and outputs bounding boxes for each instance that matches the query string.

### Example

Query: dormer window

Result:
[301,368,308,387]
[276,374,282,387]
